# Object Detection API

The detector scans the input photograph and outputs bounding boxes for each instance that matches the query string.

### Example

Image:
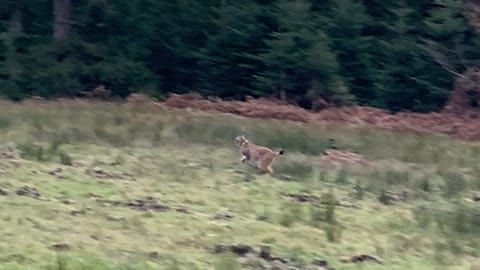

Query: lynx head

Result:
[234,135,249,146]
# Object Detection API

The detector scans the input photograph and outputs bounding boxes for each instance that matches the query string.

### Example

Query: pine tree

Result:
[197,0,271,98]
[255,0,342,107]
[327,0,372,104]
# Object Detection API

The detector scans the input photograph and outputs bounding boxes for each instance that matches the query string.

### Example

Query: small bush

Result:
[324,224,342,243]
[49,133,70,152]
[378,189,391,205]
[214,253,241,270]
[318,170,328,182]
[111,155,125,166]
[309,203,324,228]
[442,171,467,198]
[418,177,431,192]
[151,120,164,146]
[287,246,307,268]
[353,180,364,200]
[385,169,410,186]
[0,116,12,129]
[412,204,432,228]
[57,151,73,166]
[335,166,349,184]
[321,192,342,242]
[18,143,49,162]
[279,201,304,227]
[421,201,480,235]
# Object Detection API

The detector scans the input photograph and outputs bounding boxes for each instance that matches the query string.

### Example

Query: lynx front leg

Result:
[241,155,248,163]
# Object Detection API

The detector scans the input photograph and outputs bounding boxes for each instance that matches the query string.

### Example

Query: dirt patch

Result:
[320,150,370,168]
[164,93,311,123]
[159,93,480,141]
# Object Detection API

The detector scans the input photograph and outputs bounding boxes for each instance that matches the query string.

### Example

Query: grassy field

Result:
[0,100,480,270]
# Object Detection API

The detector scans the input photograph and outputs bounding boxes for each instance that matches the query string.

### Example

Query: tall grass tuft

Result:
[0,115,12,129]
[279,201,304,227]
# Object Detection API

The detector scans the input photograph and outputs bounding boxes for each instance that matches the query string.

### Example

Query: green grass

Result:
[0,100,479,269]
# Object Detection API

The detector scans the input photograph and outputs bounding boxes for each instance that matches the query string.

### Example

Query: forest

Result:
[1,0,480,112]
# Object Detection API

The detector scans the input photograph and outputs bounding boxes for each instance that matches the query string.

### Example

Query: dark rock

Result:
[213,244,228,254]
[47,168,63,175]
[472,193,480,202]
[259,245,273,261]
[379,190,408,205]
[15,186,40,199]
[213,244,253,256]
[256,215,269,221]
[0,187,9,196]
[125,197,170,212]
[175,207,189,213]
[213,213,234,220]
[51,243,71,251]
[70,209,85,216]
[87,192,103,198]
[341,254,383,264]
[312,258,328,267]
[230,244,253,256]
[280,192,319,203]
[62,199,75,205]
[148,251,159,259]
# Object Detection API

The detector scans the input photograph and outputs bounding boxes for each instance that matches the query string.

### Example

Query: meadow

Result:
[0,100,479,270]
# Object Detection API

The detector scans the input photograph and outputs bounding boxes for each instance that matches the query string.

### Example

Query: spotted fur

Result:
[234,135,284,174]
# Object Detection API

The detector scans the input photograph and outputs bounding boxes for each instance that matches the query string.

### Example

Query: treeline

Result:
[1,0,479,112]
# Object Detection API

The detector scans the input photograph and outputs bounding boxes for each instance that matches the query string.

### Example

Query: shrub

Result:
[442,171,467,198]
[279,201,304,227]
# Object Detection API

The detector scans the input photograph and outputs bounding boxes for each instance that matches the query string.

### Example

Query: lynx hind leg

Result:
[259,165,273,174]
[259,158,274,174]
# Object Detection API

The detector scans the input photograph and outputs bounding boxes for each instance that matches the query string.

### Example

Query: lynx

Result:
[234,135,284,174]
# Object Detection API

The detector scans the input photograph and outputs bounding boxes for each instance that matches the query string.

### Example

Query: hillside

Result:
[1,100,479,269]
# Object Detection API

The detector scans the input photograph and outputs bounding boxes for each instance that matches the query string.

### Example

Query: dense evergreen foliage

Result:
[0,0,479,111]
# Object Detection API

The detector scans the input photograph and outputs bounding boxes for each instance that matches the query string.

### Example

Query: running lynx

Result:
[234,135,284,174]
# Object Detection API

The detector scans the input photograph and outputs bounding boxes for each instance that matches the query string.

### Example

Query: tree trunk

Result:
[53,0,71,40]
[9,2,22,33]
